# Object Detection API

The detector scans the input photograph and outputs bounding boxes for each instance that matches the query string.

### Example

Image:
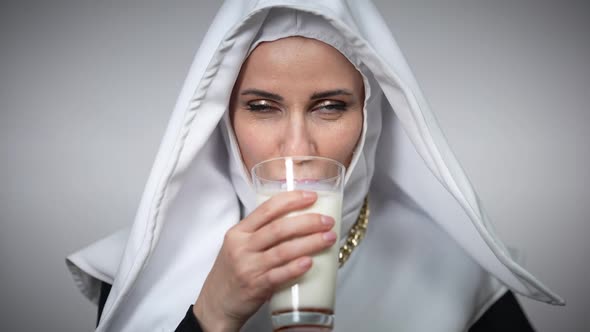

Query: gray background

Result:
[1,0,588,331]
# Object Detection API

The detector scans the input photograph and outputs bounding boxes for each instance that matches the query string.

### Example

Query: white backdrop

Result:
[1,0,588,331]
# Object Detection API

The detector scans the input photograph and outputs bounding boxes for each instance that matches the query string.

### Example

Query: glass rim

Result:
[251,155,345,183]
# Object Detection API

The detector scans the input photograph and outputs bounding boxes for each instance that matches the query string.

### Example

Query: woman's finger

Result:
[237,190,317,232]
[250,213,334,251]
[264,256,313,290]
[260,231,337,270]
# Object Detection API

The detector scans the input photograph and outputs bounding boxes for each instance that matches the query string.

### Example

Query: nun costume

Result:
[66,1,563,331]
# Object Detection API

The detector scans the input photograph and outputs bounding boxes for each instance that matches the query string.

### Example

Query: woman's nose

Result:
[280,116,316,157]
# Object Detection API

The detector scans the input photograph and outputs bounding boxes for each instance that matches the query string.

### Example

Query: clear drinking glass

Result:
[251,156,345,332]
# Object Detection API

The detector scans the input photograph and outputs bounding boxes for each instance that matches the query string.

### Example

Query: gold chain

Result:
[338,196,369,268]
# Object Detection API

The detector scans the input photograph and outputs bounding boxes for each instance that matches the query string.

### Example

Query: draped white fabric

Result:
[66,1,563,331]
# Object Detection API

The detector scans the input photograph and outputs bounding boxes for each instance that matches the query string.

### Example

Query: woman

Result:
[67,1,563,331]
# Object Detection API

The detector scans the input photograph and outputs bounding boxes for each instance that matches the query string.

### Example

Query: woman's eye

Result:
[314,101,348,117]
[246,101,277,113]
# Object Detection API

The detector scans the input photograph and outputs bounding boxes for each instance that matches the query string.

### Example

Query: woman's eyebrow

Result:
[310,89,353,100]
[240,89,283,101]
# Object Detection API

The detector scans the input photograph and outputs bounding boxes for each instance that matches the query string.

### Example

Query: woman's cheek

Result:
[319,122,361,167]
[237,126,275,169]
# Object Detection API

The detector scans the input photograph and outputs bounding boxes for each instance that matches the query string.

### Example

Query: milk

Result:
[256,191,343,314]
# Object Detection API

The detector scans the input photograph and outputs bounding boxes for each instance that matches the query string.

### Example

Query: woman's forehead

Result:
[247,36,348,66]
[236,36,363,93]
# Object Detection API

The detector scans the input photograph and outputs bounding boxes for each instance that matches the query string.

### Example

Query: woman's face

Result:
[230,36,364,172]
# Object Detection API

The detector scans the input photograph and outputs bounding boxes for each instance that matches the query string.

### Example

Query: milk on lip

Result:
[256,190,343,313]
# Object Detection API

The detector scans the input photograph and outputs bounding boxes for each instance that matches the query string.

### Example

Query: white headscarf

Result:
[66,1,563,331]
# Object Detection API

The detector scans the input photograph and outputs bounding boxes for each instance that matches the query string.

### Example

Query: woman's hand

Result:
[192,190,336,332]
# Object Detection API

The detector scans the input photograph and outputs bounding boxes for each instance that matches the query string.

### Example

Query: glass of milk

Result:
[251,156,345,331]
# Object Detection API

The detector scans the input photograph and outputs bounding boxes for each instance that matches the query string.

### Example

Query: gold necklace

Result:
[338,196,369,268]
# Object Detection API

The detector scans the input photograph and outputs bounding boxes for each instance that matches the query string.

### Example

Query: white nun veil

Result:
[66,1,563,331]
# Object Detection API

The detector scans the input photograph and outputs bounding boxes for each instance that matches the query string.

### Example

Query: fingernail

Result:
[302,191,316,199]
[323,231,337,241]
[321,215,334,226]
[299,257,312,268]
